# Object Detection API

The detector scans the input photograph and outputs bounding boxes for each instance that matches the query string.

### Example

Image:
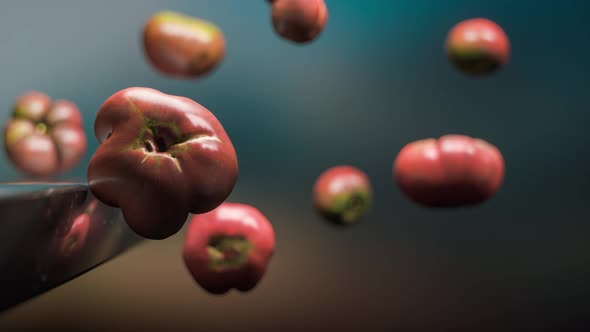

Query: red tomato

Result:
[393,135,504,207]
[445,18,510,75]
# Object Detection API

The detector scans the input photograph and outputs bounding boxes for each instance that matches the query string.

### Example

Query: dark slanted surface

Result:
[0,183,142,312]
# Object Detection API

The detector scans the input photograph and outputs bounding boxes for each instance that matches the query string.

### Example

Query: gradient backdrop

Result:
[1,0,590,331]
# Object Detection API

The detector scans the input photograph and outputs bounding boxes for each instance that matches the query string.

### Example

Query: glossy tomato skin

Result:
[393,135,504,207]
[445,18,510,75]
[313,166,372,225]
[183,202,275,295]
[4,92,87,177]
[143,11,225,78]
[87,87,238,240]
[271,0,328,43]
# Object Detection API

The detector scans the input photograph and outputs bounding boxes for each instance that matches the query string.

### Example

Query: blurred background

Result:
[1,0,590,330]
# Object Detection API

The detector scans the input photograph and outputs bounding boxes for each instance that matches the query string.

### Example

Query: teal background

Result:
[1,0,590,330]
